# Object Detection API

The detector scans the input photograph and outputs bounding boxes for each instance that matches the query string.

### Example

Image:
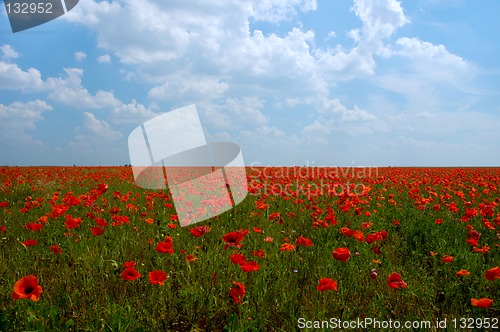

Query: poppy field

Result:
[0,166,499,331]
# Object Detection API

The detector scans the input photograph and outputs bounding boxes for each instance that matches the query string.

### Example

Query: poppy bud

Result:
[110,260,118,270]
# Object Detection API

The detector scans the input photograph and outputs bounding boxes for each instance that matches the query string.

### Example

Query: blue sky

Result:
[1,0,499,166]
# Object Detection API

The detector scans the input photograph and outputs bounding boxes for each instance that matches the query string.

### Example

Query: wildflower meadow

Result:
[0,166,499,331]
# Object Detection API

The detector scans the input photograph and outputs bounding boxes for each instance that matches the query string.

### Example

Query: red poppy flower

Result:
[483,221,495,230]
[230,253,246,265]
[280,243,296,252]
[316,278,338,292]
[185,254,197,262]
[190,225,211,237]
[253,227,263,233]
[156,241,174,254]
[295,236,313,247]
[24,222,43,232]
[251,249,265,258]
[240,261,260,272]
[21,239,37,247]
[255,201,267,210]
[465,238,479,247]
[95,218,107,227]
[229,281,245,304]
[90,227,104,236]
[332,247,350,263]
[121,267,141,280]
[371,246,381,255]
[50,245,62,255]
[111,215,129,226]
[456,270,470,277]
[64,215,82,230]
[123,261,136,268]
[465,208,478,218]
[366,233,379,244]
[167,223,177,229]
[361,222,373,229]
[471,298,493,308]
[0,201,8,208]
[11,275,43,301]
[484,266,500,281]
[352,230,365,242]
[49,204,69,219]
[149,270,168,285]
[0,226,6,233]
[97,183,108,193]
[269,212,281,221]
[264,236,273,243]
[442,255,454,263]
[339,227,354,237]
[222,231,246,250]
[388,272,407,289]
[473,245,490,253]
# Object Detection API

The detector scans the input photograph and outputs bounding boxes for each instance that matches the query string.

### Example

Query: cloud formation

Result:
[1,0,497,165]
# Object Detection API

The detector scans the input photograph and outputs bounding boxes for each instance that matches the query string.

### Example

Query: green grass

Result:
[0,166,498,331]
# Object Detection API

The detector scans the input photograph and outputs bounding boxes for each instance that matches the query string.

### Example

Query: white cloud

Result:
[346,29,361,43]
[224,98,268,125]
[1,45,19,59]
[222,28,327,99]
[297,97,381,151]
[45,68,120,108]
[148,76,229,100]
[0,99,51,122]
[352,0,409,43]
[302,120,331,135]
[321,98,377,121]
[199,98,268,130]
[111,99,158,124]
[0,100,52,141]
[61,0,325,99]
[59,0,475,107]
[0,61,44,90]
[316,0,409,79]
[374,37,477,112]
[251,0,317,23]
[83,112,122,140]
[97,54,111,63]
[391,37,470,69]
[74,51,87,61]
[63,0,121,25]
[66,112,125,164]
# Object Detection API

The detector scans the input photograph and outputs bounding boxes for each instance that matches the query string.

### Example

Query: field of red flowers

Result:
[0,166,499,331]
